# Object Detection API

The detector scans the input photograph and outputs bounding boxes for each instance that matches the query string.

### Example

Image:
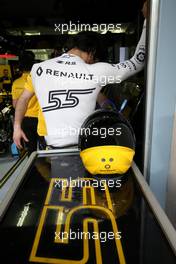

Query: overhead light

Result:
[110,28,125,33]
[25,32,41,36]
[68,31,78,35]
[16,204,30,227]
[100,30,107,34]
[0,54,17,58]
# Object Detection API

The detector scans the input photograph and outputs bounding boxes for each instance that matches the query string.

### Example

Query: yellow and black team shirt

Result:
[12,72,47,135]
[24,74,47,136]
[12,73,38,118]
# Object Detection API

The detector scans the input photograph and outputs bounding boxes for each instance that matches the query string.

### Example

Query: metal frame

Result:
[132,162,176,256]
[166,111,176,228]
[0,151,37,220]
[37,148,79,156]
[143,0,161,181]
[0,152,28,188]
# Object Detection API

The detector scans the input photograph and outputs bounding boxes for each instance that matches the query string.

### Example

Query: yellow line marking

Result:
[44,179,55,205]
[84,219,102,264]
[104,182,113,211]
[83,186,96,205]
[60,180,73,201]
[30,205,126,264]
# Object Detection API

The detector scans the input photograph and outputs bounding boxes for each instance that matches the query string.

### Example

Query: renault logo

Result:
[36,67,43,76]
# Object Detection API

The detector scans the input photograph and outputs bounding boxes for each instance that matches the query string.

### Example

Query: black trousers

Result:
[22,117,38,155]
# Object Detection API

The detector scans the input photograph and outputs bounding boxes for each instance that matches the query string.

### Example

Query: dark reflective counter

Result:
[0,150,175,264]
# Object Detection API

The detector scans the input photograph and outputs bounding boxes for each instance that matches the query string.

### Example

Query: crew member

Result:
[0,69,12,93]
[12,51,39,155]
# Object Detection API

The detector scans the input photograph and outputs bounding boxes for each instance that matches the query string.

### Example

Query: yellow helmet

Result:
[79,110,135,176]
